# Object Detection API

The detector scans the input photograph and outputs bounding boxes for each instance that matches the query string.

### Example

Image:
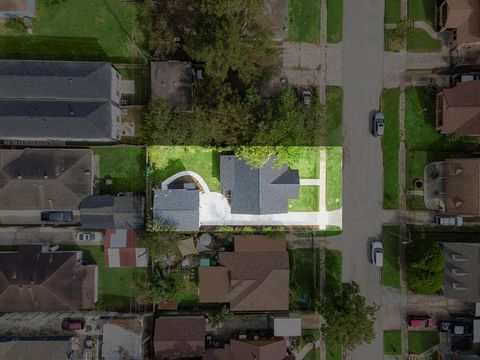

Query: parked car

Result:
[302,91,312,106]
[41,211,73,222]
[408,315,435,328]
[435,215,463,227]
[77,232,103,241]
[372,112,385,137]
[61,317,85,331]
[454,73,480,83]
[371,241,384,267]
[438,321,472,335]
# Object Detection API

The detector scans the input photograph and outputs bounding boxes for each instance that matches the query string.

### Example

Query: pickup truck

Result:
[435,215,463,227]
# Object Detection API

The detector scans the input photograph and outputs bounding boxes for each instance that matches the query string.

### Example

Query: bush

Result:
[406,241,445,294]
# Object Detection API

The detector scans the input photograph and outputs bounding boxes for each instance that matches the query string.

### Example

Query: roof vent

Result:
[452,282,468,290]
[70,111,75,116]
[452,267,468,275]
[454,166,463,175]
[17,173,22,179]
[11,271,16,280]
[30,277,34,284]
[85,169,91,175]
[455,198,464,208]
[43,172,48,179]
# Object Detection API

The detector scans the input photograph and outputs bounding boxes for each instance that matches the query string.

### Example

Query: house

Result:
[0,0,35,20]
[436,80,480,136]
[444,158,480,216]
[153,189,200,231]
[438,0,480,49]
[0,339,70,360]
[79,195,144,229]
[442,242,480,302]
[102,316,145,360]
[0,60,124,144]
[0,244,97,312]
[151,61,192,111]
[103,229,147,267]
[0,148,93,225]
[154,316,206,359]
[220,155,299,214]
[205,339,295,360]
[199,235,289,311]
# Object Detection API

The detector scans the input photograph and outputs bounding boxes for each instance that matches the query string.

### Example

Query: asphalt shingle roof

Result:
[153,189,200,231]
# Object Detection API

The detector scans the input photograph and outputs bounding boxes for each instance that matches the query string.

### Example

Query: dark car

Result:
[438,321,472,335]
[41,211,73,222]
[408,315,435,328]
[61,317,85,331]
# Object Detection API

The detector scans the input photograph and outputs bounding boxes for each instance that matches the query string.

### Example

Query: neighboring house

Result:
[154,316,206,359]
[0,339,70,360]
[151,61,192,111]
[436,80,480,136]
[153,189,200,231]
[220,155,299,214]
[444,158,480,217]
[0,244,97,312]
[438,0,480,49]
[79,195,144,229]
[206,339,294,360]
[0,0,35,20]
[442,242,480,302]
[102,317,145,360]
[0,60,124,144]
[103,229,147,267]
[0,148,93,225]
[199,235,289,311]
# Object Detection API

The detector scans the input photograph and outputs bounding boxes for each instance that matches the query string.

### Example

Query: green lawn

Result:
[290,249,321,309]
[62,245,146,310]
[289,186,320,212]
[405,87,478,151]
[385,0,401,23]
[327,0,343,43]
[326,147,343,211]
[288,0,321,43]
[381,88,401,209]
[172,272,199,310]
[407,28,442,52]
[300,330,321,360]
[383,227,400,289]
[325,250,343,360]
[0,0,143,61]
[384,330,402,355]
[408,0,436,25]
[326,86,343,146]
[92,146,146,194]
[285,147,321,179]
[326,340,342,360]
[408,331,439,355]
[117,66,151,105]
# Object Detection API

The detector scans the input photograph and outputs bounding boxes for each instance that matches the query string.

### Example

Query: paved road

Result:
[326,0,394,359]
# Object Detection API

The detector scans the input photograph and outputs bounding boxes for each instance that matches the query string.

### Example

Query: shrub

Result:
[406,241,445,294]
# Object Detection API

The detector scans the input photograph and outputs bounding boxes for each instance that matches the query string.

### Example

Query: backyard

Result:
[408,331,439,355]
[289,186,320,212]
[383,227,401,289]
[0,0,144,61]
[172,271,199,310]
[289,248,321,309]
[92,146,146,195]
[326,86,343,147]
[384,330,402,355]
[288,0,321,43]
[408,0,436,25]
[381,88,401,209]
[327,0,343,43]
[326,147,343,210]
[117,66,151,105]
[385,0,401,24]
[407,28,442,52]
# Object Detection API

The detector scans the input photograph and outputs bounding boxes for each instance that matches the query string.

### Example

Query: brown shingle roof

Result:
[205,339,290,360]
[154,316,205,358]
[198,267,231,303]
[445,158,480,216]
[0,0,27,11]
[438,81,480,136]
[444,0,480,47]
[234,235,286,252]
[0,245,97,312]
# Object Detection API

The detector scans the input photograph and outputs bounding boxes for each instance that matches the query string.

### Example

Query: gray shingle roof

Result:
[220,155,299,214]
[153,189,200,231]
[0,0,36,18]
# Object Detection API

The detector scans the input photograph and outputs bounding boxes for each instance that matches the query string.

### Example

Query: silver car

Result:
[371,241,384,267]
[373,112,385,137]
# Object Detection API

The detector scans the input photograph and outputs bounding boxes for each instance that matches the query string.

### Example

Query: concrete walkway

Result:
[413,21,441,40]
[295,340,321,359]
[319,148,327,213]
[300,179,322,185]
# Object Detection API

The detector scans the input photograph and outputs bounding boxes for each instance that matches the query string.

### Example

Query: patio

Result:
[424,161,445,211]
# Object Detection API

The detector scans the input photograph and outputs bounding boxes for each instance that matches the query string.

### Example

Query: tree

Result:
[405,241,445,294]
[140,219,187,259]
[317,281,377,351]
[136,263,179,304]
[208,305,234,330]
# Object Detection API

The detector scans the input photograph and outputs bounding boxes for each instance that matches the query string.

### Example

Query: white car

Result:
[302,91,312,106]
[371,241,384,267]
[77,232,103,241]
[372,112,385,137]
[436,215,463,226]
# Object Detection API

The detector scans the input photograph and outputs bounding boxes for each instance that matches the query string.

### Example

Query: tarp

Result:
[178,238,199,257]
[274,317,302,337]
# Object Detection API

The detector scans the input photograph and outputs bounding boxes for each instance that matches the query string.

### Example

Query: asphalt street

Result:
[326,0,396,359]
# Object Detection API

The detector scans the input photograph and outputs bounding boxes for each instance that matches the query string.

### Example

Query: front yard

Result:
[289,186,320,212]
[327,0,343,43]
[383,227,401,289]
[286,147,321,179]
[385,0,401,24]
[384,330,402,355]
[407,28,442,53]
[326,86,343,147]
[326,147,343,210]
[408,0,436,25]
[408,330,439,355]
[287,0,321,43]
[290,248,321,309]
[0,0,143,61]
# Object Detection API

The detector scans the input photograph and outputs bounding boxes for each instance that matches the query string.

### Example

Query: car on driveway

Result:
[372,112,384,137]
[408,315,435,328]
[436,215,463,226]
[371,241,384,267]
[438,321,472,335]
[62,317,85,331]
[77,232,103,241]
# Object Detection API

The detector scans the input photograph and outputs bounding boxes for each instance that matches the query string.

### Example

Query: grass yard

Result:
[408,0,436,25]
[289,249,321,309]
[172,272,199,310]
[285,147,321,179]
[147,146,222,193]
[62,245,146,310]
[384,330,402,355]
[0,0,143,61]
[304,350,320,360]
[327,0,343,43]
[381,88,401,209]
[326,340,342,360]
[117,66,151,105]
[385,0,401,23]
[326,86,343,146]
[408,331,439,355]
[325,249,342,295]
[288,0,321,43]
[405,87,478,151]
[383,227,400,289]
[407,28,442,52]
[326,147,343,211]
[289,186,320,212]
[92,146,146,194]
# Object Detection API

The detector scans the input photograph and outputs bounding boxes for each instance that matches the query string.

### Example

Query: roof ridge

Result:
[41,255,78,310]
